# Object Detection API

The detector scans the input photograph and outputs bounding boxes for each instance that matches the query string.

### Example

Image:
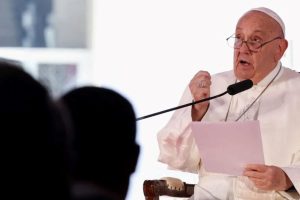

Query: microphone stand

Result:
[136,91,228,121]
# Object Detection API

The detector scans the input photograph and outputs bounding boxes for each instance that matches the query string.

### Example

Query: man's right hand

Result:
[189,70,211,121]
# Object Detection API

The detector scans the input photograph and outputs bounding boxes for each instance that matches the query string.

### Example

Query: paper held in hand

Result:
[191,120,265,176]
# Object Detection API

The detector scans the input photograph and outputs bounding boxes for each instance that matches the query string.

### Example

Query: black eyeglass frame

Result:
[226,34,282,52]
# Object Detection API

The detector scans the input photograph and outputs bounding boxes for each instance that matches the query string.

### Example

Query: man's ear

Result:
[118,143,140,176]
[128,143,140,174]
[275,39,288,61]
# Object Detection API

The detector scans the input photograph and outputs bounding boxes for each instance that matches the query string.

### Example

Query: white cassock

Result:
[157,62,300,200]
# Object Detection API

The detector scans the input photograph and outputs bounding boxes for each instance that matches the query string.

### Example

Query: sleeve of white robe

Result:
[282,151,300,194]
[282,75,300,196]
[157,86,201,173]
[280,69,300,196]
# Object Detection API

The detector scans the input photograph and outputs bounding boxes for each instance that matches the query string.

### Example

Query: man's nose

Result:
[237,40,251,53]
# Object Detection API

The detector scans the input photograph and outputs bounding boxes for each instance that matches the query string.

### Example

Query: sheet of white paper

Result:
[191,120,264,176]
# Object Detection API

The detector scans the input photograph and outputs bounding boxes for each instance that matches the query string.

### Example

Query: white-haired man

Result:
[157,7,300,200]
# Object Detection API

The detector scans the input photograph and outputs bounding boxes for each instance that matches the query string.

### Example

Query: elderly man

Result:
[157,7,300,200]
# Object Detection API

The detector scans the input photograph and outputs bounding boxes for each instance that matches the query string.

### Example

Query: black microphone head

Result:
[227,79,253,95]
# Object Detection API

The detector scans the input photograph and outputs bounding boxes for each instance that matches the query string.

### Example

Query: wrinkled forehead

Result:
[236,11,283,37]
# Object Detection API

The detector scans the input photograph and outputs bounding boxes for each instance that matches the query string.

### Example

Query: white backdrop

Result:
[91,1,300,199]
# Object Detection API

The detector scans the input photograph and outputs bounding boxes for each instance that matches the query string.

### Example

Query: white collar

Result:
[257,62,282,87]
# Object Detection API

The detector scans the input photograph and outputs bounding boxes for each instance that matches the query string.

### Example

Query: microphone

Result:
[136,79,253,121]
[227,79,253,95]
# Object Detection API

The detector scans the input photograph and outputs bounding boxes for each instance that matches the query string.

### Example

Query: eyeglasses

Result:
[226,34,282,52]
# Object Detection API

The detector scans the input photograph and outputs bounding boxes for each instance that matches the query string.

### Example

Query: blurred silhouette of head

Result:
[0,61,71,199]
[61,86,139,199]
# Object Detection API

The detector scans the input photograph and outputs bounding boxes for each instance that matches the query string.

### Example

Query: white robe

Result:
[157,63,300,200]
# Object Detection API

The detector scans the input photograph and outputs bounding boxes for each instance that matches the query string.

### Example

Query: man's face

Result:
[233,11,284,84]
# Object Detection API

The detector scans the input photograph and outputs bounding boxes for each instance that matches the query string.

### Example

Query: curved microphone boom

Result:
[136,79,253,121]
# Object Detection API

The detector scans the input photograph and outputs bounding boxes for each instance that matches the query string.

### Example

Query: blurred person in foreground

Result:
[60,86,140,200]
[157,7,300,200]
[0,61,71,199]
